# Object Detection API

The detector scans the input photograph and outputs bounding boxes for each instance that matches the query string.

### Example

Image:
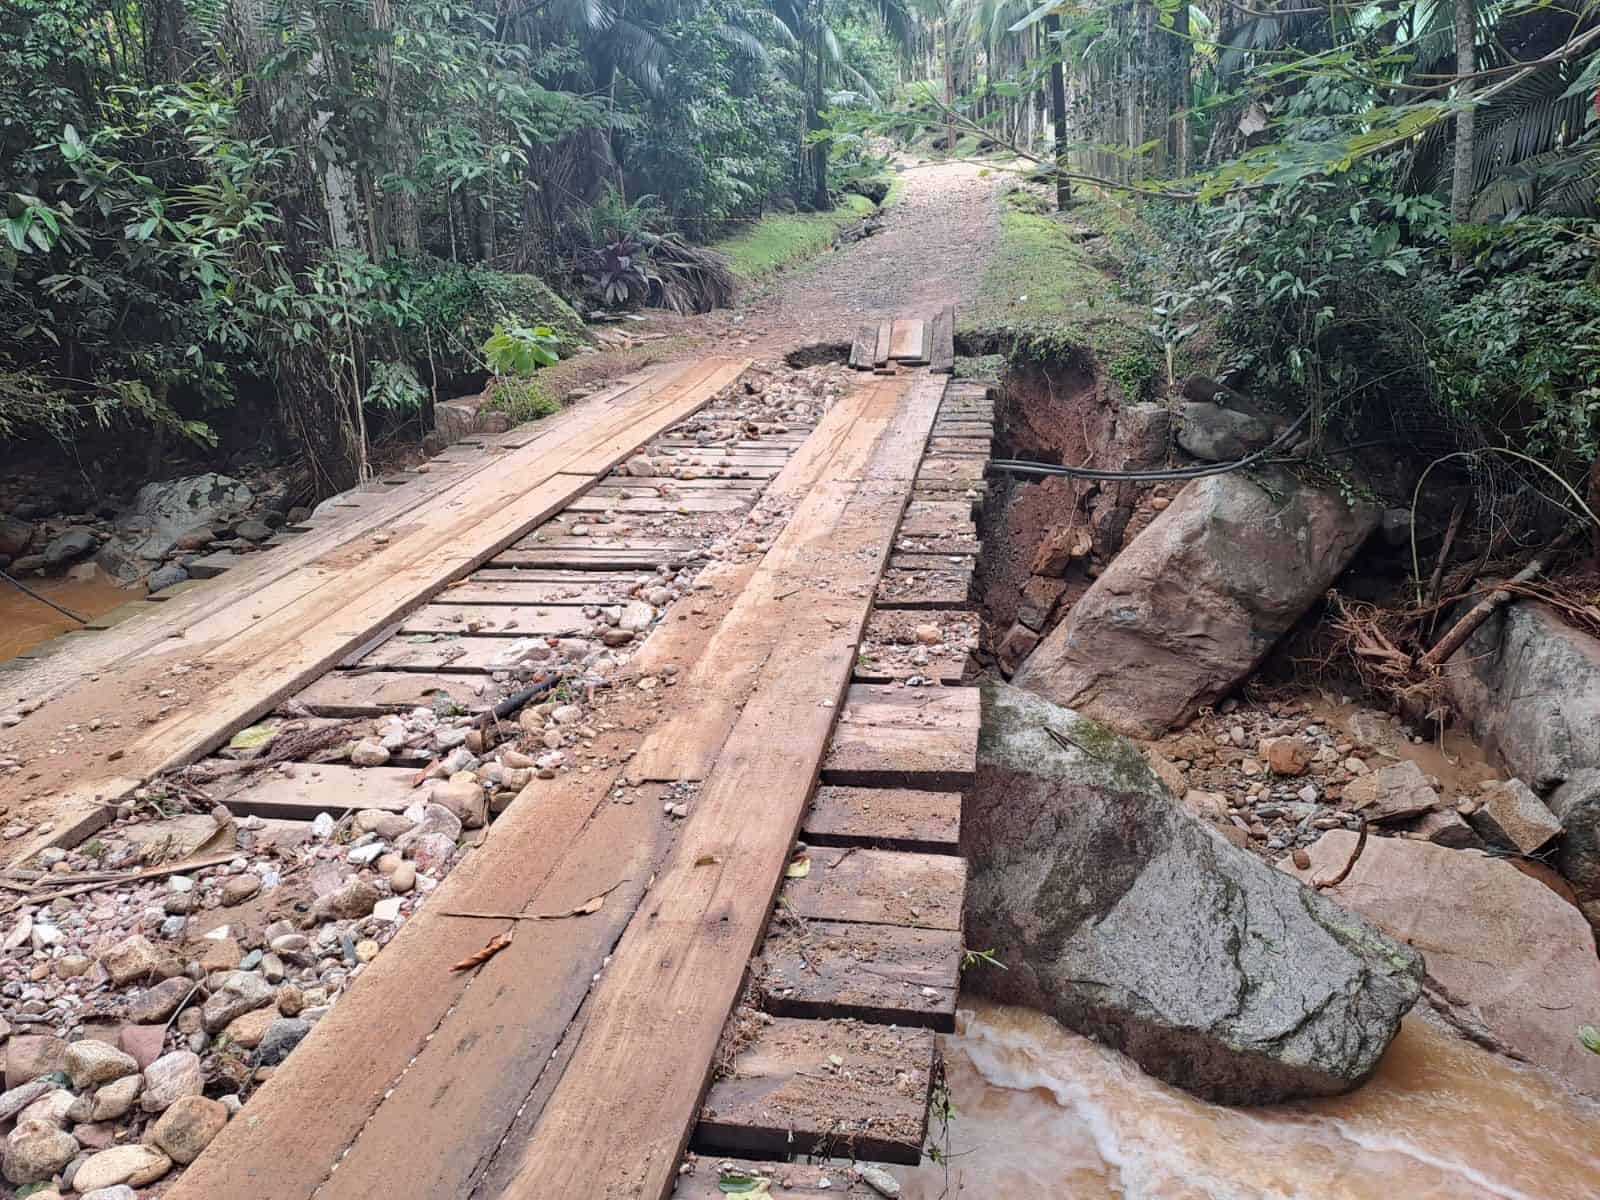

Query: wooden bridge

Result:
[2,313,992,1198]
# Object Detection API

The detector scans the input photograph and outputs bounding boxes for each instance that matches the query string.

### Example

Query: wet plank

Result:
[781,847,966,931]
[804,785,961,852]
[760,919,961,1029]
[695,1017,935,1164]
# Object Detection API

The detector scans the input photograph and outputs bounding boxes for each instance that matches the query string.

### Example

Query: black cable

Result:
[0,567,88,625]
[985,405,1314,484]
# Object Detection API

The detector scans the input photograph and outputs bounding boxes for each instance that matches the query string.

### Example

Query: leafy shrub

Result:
[482,322,562,377]
[483,376,561,424]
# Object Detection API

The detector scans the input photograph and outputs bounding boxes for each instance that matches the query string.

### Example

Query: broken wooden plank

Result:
[214,763,417,819]
[849,323,878,370]
[930,304,955,374]
[804,785,961,853]
[291,671,495,716]
[694,1017,935,1164]
[761,919,961,1029]
[783,847,965,931]
[888,318,926,362]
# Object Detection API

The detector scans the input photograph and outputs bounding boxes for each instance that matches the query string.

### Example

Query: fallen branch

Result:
[1420,529,1576,670]
[1314,820,1367,890]
[1423,498,1469,620]
[1,849,244,914]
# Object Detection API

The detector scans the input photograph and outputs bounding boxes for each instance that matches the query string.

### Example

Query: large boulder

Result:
[1444,598,1600,792]
[115,474,254,562]
[1546,770,1600,927]
[1014,468,1379,737]
[1286,831,1600,1097]
[964,681,1422,1104]
[0,515,34,557]
[1176,402,1280,462]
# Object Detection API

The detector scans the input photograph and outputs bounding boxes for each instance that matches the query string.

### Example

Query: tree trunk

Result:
[1450,0,1475,269]
[1169,1,1190,176]
[1044,13,1070,207]
[809,27,829,210]
[943,17,955,153]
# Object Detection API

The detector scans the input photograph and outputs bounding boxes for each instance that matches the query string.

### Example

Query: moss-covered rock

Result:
[964,680,1423,1104]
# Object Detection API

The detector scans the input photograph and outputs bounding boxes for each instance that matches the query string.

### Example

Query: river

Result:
[893,1001,1600,1199]
[0,571,136,661]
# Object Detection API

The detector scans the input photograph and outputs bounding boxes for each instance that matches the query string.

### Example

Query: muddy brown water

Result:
[0,572,137,661]
[893,1001,1600,1199]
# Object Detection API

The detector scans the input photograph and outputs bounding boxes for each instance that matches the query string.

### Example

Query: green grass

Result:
[960,188,1155,372]
[711,193,879,282]
[481,375,560,423]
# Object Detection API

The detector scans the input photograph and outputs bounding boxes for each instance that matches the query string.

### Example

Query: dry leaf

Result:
[411,759,439,788]
[785,855,811,879]
[452,931,513,971]
[571,893,605,916]
[694,854,721,867]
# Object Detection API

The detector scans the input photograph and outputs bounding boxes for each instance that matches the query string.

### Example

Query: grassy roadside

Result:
[710,193,879,282]
[959,188,1167,394]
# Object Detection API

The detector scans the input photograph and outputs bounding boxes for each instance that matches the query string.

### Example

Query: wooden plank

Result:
[440,576,648,606]
[930,304,955,374]
[782,847,965,931]
[675,1159,884,1198]
[761,919,961,1029]
[849,323,878,370]
[291,671,496,715]
[488,547,696,571]
[887,318,925,362]
[839,682,978,724]
[694,1017,935,1164]
[495,363,942,1200]
[916,456,986,484]
[821,725,975,789]
[872,320,892,368]
[398,604,589,637]
[163,514,768,1200]
[566,494,747,515]
[899,500,976,538]
[804,785,961,852]
[360,634,575,673]
[214,763,418,818]
[928,436,991,455]
[626,376,919,784]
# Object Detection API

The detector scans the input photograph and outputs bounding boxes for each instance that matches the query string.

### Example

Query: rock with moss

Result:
[1014,466,1378,737]
[963,680,1423,1104]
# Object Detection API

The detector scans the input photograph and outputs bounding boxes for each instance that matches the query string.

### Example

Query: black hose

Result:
[0,567,88,624]
[985,405,1314,484]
